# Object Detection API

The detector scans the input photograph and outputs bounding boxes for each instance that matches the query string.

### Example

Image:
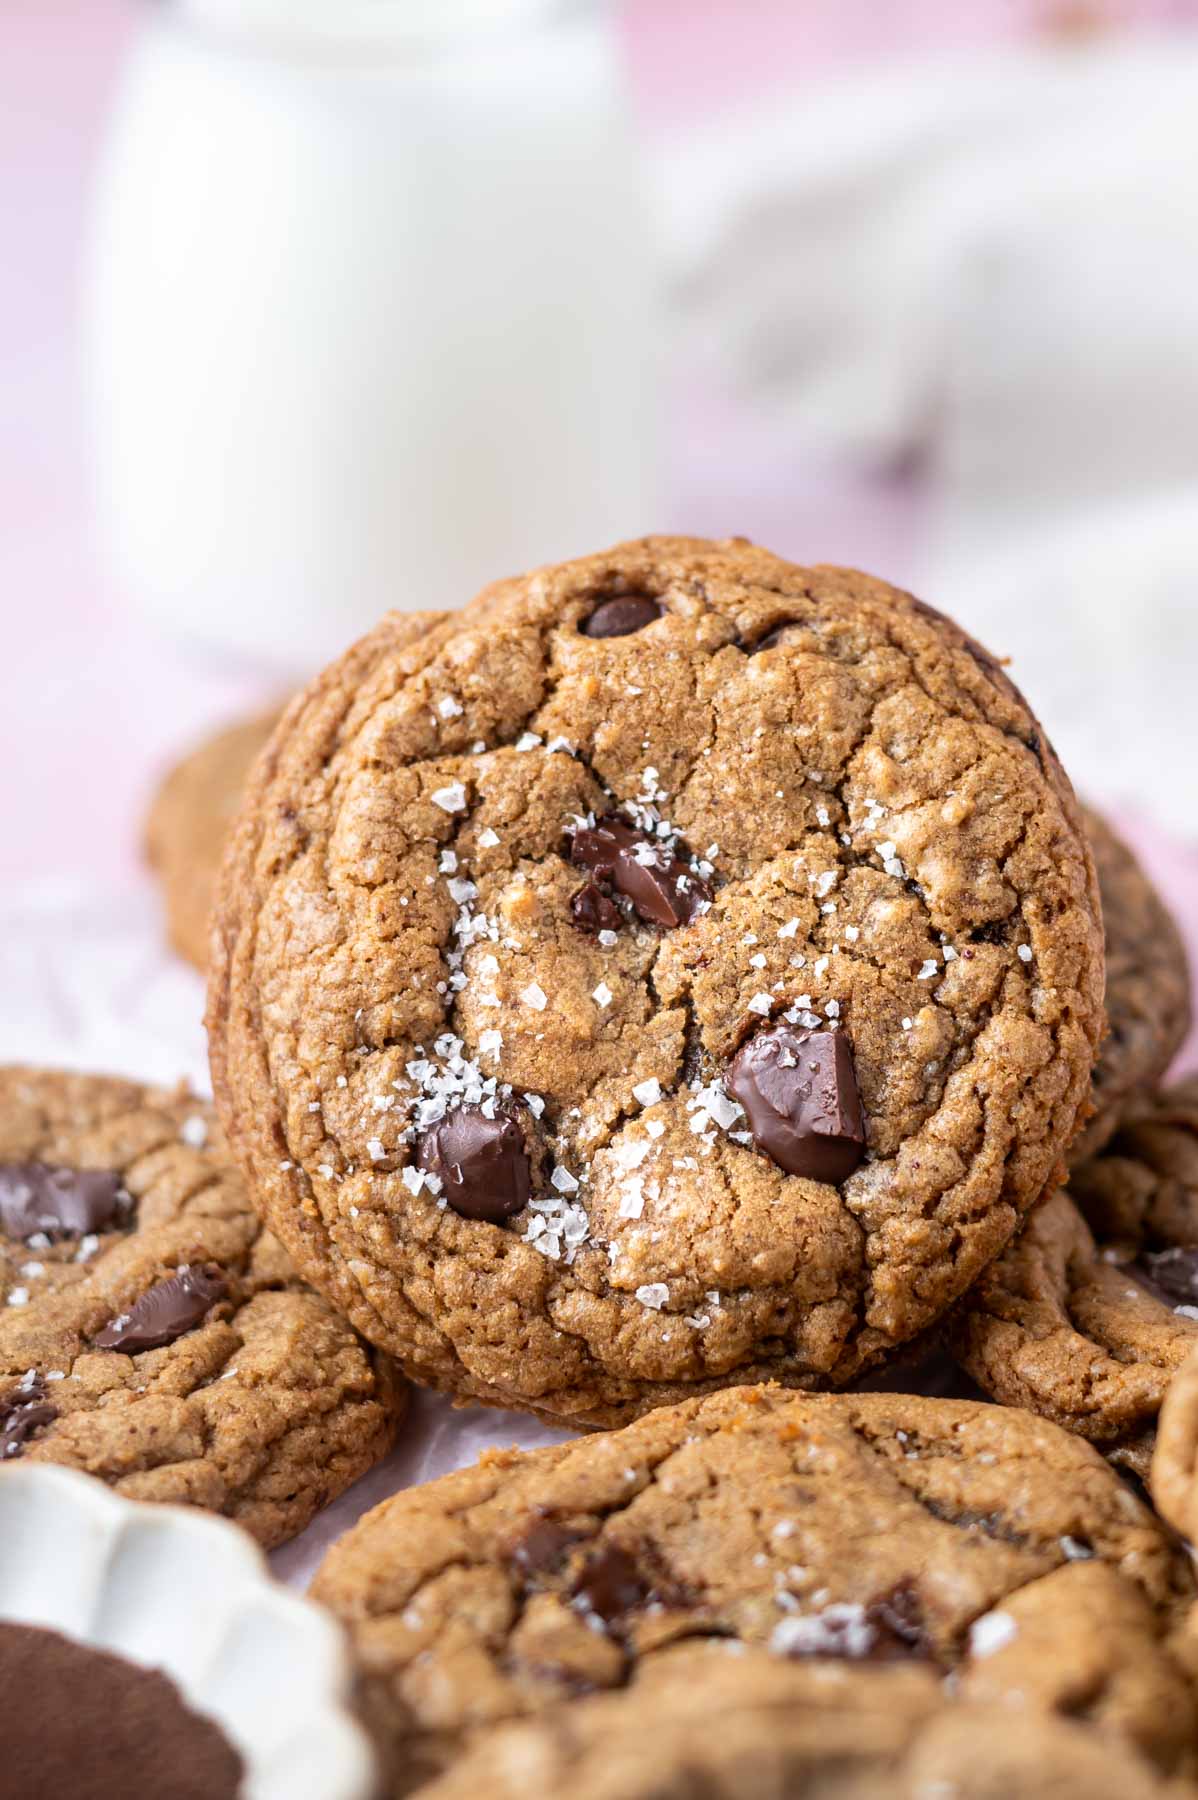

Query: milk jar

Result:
[86,0,659,667]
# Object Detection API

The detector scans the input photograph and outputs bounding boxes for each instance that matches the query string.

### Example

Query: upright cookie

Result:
[209,537,1104,1424]
[1074,809,1191,1164]
[0,1068,407,1546]
[145,708,282,970]
[953,1079,1198,1463]
[312,1386,1195,1791]
[420,1648,1188,1800]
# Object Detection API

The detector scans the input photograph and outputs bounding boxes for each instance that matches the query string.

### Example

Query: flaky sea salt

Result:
[636,1283,669,1310]
[969,1612,1017,1658]
[632,1078,662,1107]
[431,782,467,813]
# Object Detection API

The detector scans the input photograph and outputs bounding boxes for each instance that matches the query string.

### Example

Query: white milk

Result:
[86,0,659,668]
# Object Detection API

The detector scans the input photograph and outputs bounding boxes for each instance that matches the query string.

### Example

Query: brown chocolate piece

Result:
[726,1023,865,1184]
[570,1544,650,1624]
[415,1102,533,1222]
[570,881,622,936]
[93,1264,228,1353]
[570,816,710,929]
[1,1378,57,1460]
[581,594,662,638]
[0,1621,243,1800]
[0,1162,125,1243]
[1137,1247,1198,1308]
[509,1518,585,1579]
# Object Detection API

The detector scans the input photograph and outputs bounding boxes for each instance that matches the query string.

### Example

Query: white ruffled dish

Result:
[0,1464,378,1800]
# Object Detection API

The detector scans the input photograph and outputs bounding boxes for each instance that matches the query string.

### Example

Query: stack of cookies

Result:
[7,537,1198,1798]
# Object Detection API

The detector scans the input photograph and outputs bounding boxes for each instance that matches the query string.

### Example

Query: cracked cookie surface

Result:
[419,1647,1192,1800]
[208,537,1104,1423]
[312,1385,1196,1792]
[0,1066,407,1545]
[1074,809,1191,1164]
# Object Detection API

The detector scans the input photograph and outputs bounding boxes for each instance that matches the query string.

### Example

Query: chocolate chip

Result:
[570,816,710,930]
[868,1582,933,1660]
[570,1544,650,1624]
[1,1379,57,1460]
[415,1101,533,1222]
[509,1518,584,1578]
[570,881,622,936]
[750,623,791,654]
[93,1264,228,1353]
[1135,1247,1198,1307]
[0,1163,125,1244]
[581,594,662,638]
[725,1023,865,1183]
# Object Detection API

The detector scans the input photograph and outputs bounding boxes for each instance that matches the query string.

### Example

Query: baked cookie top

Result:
[145,707,283,971]
[312,1386,1196,1790]
[418,1647,1187,1800]
[208,537,1104,1423]
[0,1066,406,1546]
[1074,809,1191,1164]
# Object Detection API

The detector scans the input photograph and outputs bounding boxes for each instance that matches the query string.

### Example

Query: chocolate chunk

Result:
[570,1544,650,1624]
[1,1379,57,1460]
[0,1163,125,1243]
[509,1518,584,1578]
[868,1582,933,1660]
[415,1102,532,1222]
[1136,1247,1198,1307]
[726,1024,865,1184]
[581,594,662,638]
[570,816,710,929]
[93,1263,228,1353]
[570,881,622,936]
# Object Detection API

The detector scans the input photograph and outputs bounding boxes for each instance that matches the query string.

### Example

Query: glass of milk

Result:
[86,0,659,669]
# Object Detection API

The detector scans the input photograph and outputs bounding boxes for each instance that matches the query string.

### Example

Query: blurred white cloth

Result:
[662,34,1198,832]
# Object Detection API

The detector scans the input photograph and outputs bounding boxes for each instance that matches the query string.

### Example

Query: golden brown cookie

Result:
[950,1184,1198,1453]
[208,537,1104,1425]
[419,1648,1193,1800]
[312,1386,1195,1791]
[952,1079,1198,1455]
[1072,1077,1198,1253]
[1074,809,1191,1164]
[145,709,283,970]
[0,1067,407,1546]
[1152,1347,1198,1545]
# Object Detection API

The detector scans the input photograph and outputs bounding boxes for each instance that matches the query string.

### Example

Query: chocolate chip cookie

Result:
[419,1647,1189,1800]
[1152,1346,1198,1545]
[208,537,1105,1424]
[145,708,282,970]
[0,1067,407,1545]
[312,1386,1195,1791]
[953,1079,1198,1462]
[1074,809,1191,1164]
